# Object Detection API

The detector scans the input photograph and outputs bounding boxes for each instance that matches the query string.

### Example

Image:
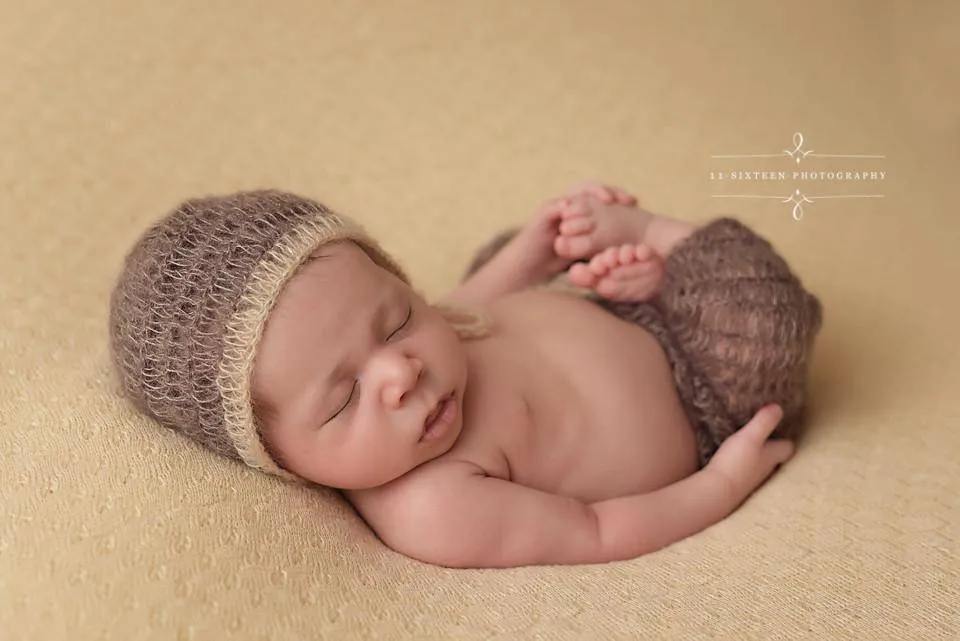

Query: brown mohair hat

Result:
[108,189,411,481]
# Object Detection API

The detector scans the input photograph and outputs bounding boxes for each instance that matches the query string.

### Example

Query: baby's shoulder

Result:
[346,459,484,517]
[345,459,486,544]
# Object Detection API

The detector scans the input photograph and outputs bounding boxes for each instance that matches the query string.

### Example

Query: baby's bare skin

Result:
[256,182,794,568]
[419,192,699,502]
[446,287,699,501]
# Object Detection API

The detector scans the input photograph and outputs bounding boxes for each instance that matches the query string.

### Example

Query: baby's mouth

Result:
[421,393,453,441]
[424,400,445,426]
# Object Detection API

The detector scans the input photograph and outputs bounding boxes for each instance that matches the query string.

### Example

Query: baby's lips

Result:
[424,399,442,426]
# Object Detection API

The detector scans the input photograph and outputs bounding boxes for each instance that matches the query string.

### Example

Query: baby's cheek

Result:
[440,327,468,373]
[434,317,462,349]
[419,308,467,366]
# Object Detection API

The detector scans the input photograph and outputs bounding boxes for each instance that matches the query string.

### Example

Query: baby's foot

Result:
[554,195,655,261]
[568,243,664,301]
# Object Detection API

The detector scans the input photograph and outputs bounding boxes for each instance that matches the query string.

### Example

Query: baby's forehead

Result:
[280,242,399,306]
[306,240,383,273]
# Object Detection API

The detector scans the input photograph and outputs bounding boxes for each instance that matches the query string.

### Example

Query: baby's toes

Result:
[567,262,598,288]
[594,277,631,300]
[632,243,654,262]
[588,247,621,275]
[618,244,641,264]
[609,259,662,281]
[597,261,664,302]
[613,243,654,265]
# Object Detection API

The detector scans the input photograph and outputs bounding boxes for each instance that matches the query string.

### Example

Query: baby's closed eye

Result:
[328,301,413,423]
[387,303,413,340]
[329,382,357,421]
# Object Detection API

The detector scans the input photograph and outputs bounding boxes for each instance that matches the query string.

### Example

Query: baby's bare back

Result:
[446,288,699,503]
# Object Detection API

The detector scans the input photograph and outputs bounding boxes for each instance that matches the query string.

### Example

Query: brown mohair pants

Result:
[462,218,823,466]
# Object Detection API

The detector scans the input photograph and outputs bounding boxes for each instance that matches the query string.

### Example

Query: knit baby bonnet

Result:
[108,189,415,481]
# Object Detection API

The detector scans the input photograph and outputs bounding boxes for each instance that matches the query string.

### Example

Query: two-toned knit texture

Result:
[109,190,409,478]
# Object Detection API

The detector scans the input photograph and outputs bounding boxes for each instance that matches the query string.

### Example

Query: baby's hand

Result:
[562,181,638,207]
[705,405,795,504]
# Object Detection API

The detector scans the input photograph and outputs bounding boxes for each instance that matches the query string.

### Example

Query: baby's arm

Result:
[359,406,792,568]
[372,461,733,568]
[444,213,563,306]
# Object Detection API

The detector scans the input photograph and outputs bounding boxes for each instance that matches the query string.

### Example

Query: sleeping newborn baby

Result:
[109,183,822,568]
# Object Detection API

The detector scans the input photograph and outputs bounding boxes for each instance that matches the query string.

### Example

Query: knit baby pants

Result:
[463,217,823,466]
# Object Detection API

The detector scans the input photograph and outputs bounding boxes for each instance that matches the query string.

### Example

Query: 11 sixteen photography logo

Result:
[709,132,886,221]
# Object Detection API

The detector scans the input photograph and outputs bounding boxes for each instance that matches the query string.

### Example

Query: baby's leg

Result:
[465,196,823,465]
[653,218,823,462]
[550,194,822,461]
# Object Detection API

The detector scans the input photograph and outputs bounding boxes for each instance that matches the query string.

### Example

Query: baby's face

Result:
[252,241,468,490]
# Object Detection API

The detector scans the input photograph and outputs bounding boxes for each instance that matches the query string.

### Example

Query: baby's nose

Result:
[379,354,423,408]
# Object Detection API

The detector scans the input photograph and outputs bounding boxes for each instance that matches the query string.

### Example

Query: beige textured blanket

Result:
[2,1,958,638]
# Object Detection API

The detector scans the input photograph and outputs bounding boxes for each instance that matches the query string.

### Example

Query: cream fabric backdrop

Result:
[2,1,958,639]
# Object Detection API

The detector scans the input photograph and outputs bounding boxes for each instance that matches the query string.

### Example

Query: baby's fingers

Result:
[741,404,784,442]
[535,197,567,225]
[762,439,795,466]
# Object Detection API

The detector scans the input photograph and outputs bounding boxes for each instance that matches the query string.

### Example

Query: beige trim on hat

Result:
[217,212,408,479]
